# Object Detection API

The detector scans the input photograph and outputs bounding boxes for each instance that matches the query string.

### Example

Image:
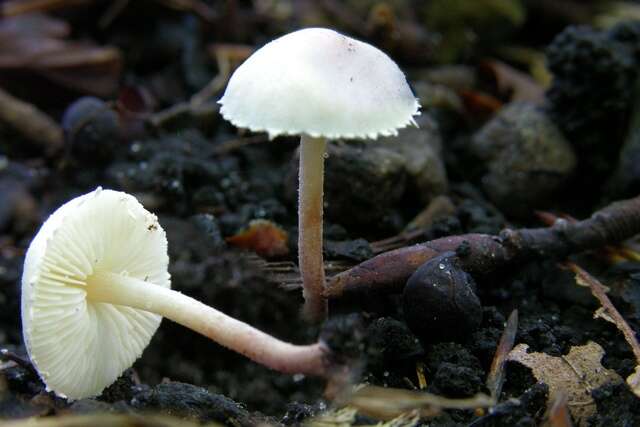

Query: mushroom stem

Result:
[87,270,328,376]
[298,135,328,322]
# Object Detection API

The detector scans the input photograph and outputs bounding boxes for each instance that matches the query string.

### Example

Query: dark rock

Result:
[310,140,407,232]
[546,22,640,185]
[130,382,251,426]
[285,116,447,234]
[403,252,483,345]
[62,97,121,163]
[470,102,576,216]
[371,115,448,204]
[608,89,640,198]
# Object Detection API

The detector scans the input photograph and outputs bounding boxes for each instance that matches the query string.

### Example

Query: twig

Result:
[327,195,640,299]
[0,87,63,155]
[567,262,640,398]
[567,263,640,363]
[486,310,518,402]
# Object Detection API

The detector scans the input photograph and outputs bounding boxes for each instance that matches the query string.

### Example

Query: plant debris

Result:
[486,310,518,401]
[568,262,640,399]
[342,385,493,421]
[225,219,289,259]
[507,341,622,426]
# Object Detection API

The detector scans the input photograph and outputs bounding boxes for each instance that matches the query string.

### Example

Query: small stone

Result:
[286,115,448,232]
[371,114,448,204]
[470,102,576,216]
[62,97,120,163]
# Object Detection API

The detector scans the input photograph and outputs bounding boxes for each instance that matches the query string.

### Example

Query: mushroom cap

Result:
[21,188,170,399]
[219,28,420,140]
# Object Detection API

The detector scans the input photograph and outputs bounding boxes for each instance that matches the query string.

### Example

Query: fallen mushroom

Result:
[218,27,420,322]
[21,188,328,400]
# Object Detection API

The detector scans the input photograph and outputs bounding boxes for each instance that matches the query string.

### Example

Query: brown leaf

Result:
[507,341,622,426]
[226,219,289,259]
[568,263,640,399]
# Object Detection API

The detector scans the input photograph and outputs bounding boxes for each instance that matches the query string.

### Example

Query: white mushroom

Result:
[22,188,327,400]
[219,28,420,321]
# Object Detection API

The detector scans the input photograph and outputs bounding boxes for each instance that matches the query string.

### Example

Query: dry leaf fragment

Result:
[486,309,518,401]
[343,385,493,421]
[507,341,622,426]
[568,263,640,399]
[226,219,289,259]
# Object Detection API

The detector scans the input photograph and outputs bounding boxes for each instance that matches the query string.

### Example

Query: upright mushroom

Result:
[22,188,327,400]
[218,28,420,322]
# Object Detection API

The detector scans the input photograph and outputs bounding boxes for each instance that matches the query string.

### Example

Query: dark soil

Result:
[2,1,640,426]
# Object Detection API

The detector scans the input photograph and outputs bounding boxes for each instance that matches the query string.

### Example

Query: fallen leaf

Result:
[507,341,622,426]
[226,219,289,259]
[568,263,640,399]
